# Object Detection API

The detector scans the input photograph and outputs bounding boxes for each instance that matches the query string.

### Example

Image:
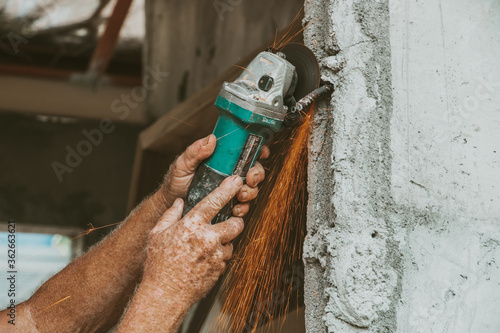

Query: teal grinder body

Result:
[182,50,298,223]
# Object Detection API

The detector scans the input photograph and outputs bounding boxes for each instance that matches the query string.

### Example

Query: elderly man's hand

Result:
[142,176,245,312]
[157,134,269,217]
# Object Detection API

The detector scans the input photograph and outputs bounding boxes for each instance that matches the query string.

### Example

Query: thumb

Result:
[173,134,216,177]
[151,198,184,234]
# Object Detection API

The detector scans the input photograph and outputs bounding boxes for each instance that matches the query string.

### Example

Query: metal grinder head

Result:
[216,44,320,129]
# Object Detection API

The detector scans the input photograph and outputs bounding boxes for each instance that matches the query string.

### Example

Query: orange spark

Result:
[19,221,123,263]
[270,4,321,52]
[272,28,279,50]
[214,105,314,332]
[232,65,255,80]
[73,221,123,240]
[272,7,304,51]
[216,124,251,142]
[38,296,71,314]
[167,115,194,127]
[275,15,322,51]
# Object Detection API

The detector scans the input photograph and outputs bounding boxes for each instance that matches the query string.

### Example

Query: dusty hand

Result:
[157,134,269,215]
[143,175,245,311]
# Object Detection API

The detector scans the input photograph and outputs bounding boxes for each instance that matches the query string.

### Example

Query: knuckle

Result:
[221,176,240,192]
[203,230,219,247]
[207,194,225,209]
[190,210,210,224]
[181,218,196,230]
[171,155,181,168]
[172,154,186,172]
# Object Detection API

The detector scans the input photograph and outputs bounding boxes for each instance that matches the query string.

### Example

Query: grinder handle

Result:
[182,163,237,224]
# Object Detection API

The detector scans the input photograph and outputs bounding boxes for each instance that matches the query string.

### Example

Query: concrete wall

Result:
[303,0,500,332]
[390,0,500,331]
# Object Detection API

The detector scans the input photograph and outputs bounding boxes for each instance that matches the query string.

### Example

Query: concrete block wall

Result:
[303,0,500,332]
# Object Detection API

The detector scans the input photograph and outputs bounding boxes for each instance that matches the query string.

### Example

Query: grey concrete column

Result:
[302,0,398,332]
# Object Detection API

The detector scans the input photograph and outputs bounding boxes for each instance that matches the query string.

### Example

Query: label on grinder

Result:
[233,134,262,177]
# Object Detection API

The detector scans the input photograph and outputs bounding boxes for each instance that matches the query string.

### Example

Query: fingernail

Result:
[233,176,243,187]
[173,198,182,207]
[241,191,248,200]
[234,206,241,215]
[204,134,213,146]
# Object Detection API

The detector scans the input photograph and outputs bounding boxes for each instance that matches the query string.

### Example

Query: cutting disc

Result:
[281,43,320,100]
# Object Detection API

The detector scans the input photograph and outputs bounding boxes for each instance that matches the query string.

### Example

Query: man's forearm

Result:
[116,282,188,333]
[0,135,266,332]
[1,190,170,333]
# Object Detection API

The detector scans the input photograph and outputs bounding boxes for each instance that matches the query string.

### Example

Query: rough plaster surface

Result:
[303,0,500,332]
[303,0,397,331]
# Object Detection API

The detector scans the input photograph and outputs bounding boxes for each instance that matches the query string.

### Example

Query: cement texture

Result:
[302,0,500,332]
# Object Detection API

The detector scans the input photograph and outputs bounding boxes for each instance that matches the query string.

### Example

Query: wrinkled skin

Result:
[147,197,242,305]
[118,176,247,332]
[0,134,268,333]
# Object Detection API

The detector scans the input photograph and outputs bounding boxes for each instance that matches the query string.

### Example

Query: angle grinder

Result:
[182,44,332,223]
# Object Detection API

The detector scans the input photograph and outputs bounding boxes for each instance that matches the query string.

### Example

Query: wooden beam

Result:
[126,138,175,211]
[0,63,142,87]
[87,0,135,78]
[0,74,145,123]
